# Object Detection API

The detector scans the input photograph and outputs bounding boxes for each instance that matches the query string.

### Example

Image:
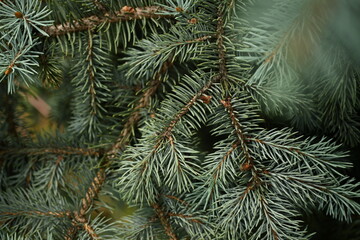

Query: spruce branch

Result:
[161,81,212,140]
[117,71,215,204]
[208,140,240,202]
[245,129,351,176]
[42,6,173,37]
[220,97,253,167]
[107,59,172,156]
[259,196,280,240]
[2,210,71,218]
[0,187,72,235]
[68,31,112,141]
[1,0,360,239]
[0,147,103,157]
[75,50,175,239]
[87,31,99,118]
[65,169,106,240]
[123,29,212,82]
[152,203,179,240]
[214,5,228,85]
[0,35,41,93]
[0,0,53,41]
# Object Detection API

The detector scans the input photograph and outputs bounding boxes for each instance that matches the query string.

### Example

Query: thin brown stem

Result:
[160,80,213,144]
[259,196,279,240]
[107,59,172,157]
[163,195,189,207]
[152,203,179,240]
[221,97,253,166]
[83,223,100,239]
[213,141,240,181]
[1,210,71,218]
[63,42,175,240]
[43,6,173,37]
[0,147,102,157]
[215,7,228,84]
[65,169,106,240]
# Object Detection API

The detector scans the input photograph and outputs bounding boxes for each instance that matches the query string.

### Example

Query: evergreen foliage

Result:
[1,0,360,239]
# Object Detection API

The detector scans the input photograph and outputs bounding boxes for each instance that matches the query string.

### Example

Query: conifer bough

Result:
[1,0,360,239]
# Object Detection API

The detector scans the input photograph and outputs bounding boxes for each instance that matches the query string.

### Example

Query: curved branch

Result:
[107,59,172,157]
[220,97,254,166]
[215,7,228,84]
[42,6,173,37]
[1,210,71,218]
[65,169,106,240]
[160,80,213,142]
[0,147,102,157]
[152,203,179,240]
[259,196,280,240]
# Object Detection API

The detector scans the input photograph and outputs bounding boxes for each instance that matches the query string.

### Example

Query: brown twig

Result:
[152,203,179,240]
[0,147,102,157]
[63,44,174,240]
[215,7,228,84]
[42,6,173,37]
[65,169,106,240]
[163,195,189,207]
[220,97,254,166]
[107,59,172,157]
[168,212,203,224]
[1,210,71,218]
[159,79,213,144]
[220,97,264,198]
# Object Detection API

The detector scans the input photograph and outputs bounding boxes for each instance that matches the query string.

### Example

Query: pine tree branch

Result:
[215,7,228,84]
[0,147,102,157]
[86,31,98,117]
[219,97,267,204]
[42,6,173,37]
[2,210,71,218]
[65,169,105,240]
[259,196,280,240]
[213,141,240,182]
[160,80,213,143]
[82,55,173,239]
[107,59,173,156]
[163,194,189,207]
[208,141,240,201]
[168,212,203,224]
[220,98,254,167]
[151,203,179,240]
[246,136,347,170]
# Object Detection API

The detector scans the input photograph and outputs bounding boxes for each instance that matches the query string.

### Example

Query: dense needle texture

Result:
[1,0,360,239]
